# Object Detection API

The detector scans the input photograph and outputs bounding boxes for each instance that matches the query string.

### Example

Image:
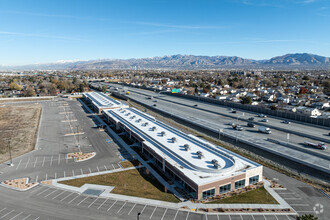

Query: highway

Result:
[106,83,330,176]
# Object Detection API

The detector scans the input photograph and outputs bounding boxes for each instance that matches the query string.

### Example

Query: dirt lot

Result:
[0,104,42,163]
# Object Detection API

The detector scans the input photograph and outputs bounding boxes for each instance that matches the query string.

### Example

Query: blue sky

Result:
[0,0,329,65]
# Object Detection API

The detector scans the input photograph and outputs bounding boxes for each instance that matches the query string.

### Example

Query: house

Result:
[296,107,322,116]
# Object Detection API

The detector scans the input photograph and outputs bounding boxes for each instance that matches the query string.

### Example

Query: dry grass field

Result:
[0,104,42,163]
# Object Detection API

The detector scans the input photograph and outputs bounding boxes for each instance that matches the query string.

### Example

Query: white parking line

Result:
[41,157,46,167]
[239,215,243,220]
[55,172,57,179]
[29,185,43,194]
[251,215,256,220]
[0,208,6,214]
[24,158,30,169]
[58,154,60,165]
[263,215,266,220]
[229,215,232,220]
[68,194,80,204]
[217,214,220,220]
[274,215,279,220]
[0,210,15,219]
[35,175,38,182]
[61,192,74,201]
[173,209,179,220]
[44,189,58,198]
[88,197,98,208]
[160,208,168,220]
[107,200,117,211]
[45,173,48,181]
[77,196,88,206]
[149,206,157,219]
[127,203,136,215]
[117,201,127,213]
[112,164,115,169]
[52,190,66,200]
[50,156,53,166]
[97,166,100,172]
[97,198,108,210]
[37,187,50,196]
[64,171,66,177]
[9,211,23,220]
[185,211,190,220]
[35,217,40,220]
[104,165,107,171]
[81,169,83,175]
[89,168,92,173]
[140,205,147,214]
[72,170,75,176]
[290,204,309,206]
[285,198,302,200]
[205,214,208,220]
[22,214,31,220]
[16,159,22,170]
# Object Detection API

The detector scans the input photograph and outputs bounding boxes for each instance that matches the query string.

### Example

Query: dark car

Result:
[282,120,291,124]
[247,122,255,127]
[153,104,157,106]
[194,104,198,107]
[232,110,237,113]
[248,117,254,121]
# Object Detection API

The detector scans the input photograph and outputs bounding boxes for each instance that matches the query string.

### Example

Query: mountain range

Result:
[1,53,330,70]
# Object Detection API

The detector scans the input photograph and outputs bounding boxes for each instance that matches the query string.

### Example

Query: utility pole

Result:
[8,140,13,166]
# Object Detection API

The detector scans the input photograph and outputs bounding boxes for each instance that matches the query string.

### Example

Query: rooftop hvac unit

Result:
[197,151,203,159]
[144,122,149,126]
[184,144,190,151]
[211,159,218,164]
[151,126,157,131]
[126,113,131,116]
[131,115,136,119]
[122,110,126,113]
[137,119,142,123]
[160,131,166,137]
[172,137,177,143]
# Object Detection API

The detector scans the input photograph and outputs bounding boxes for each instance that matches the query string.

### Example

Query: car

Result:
[257,114,267,118]
[248,117,254,121]
[194,104,198,107]
[153,100,157,102]
[260,119,269,122]
[153,104,157,106]
[282,120,291,124]
[228,122,235,126]
[232,110,237,113]
[236,126,244,131]
[247,122,255,127]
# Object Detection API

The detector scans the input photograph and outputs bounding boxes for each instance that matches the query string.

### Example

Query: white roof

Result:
[84,92,128,109]
[104,108,260,186]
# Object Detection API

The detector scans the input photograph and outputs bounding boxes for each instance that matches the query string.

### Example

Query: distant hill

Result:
[1,53,330,70]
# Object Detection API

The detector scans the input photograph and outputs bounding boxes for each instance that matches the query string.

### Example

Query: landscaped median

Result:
[59,167,180,203]
[0,177,39,191]
[66,151,96,162]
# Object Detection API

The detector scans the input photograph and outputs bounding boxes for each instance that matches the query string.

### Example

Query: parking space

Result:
[0,208,40,220]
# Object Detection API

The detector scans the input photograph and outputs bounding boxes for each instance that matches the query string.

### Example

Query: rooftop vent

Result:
[172,137,177,143]
[143,122,149,126]
[214,162,220,169]
[160,131,166,137]
[211,159,218,164]
[184,144,190,151]
[122,110,126,113]
[126,113,131,116]
[197,151,204,159]
[151,126,157,131]
[137,119,142,123]
[130,115,136,119]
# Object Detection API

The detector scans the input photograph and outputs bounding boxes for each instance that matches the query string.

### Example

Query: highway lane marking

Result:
[60,192,74,201]
[9,211,22,220]
[88,197,98,208]
[68,194,80,204]
[33,157,38,168]
[149,206,157,219]
[117,201,127,213]
[50,155,53,166]
[97,198,108,210]
[44,189,58,198]
[24,158,30,169]
[21,214,31,220]
[76,196,89,206]
[16,159,22,170]
[107,200,117,211]
[52,190,66,200]
[173,210,179,220]
[185,211,190,220]
[0,209,15,219]
[160,208,168,220]
[37,187,50,196]
[127,203,136,215]
[41,157,46,167]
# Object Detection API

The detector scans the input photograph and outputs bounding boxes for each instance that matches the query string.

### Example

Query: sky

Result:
[0,0,329,65]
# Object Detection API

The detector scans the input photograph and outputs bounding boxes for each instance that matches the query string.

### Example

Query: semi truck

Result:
[304,142,328,150]
[258,126,271,134]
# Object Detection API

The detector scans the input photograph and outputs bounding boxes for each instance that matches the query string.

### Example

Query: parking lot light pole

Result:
[137,212,141,220]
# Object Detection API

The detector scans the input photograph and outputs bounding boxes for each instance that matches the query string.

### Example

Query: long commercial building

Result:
[103,107,263,200]
[83,92,129,114]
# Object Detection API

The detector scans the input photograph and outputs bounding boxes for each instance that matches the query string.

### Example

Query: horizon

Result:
[1,0,330,65]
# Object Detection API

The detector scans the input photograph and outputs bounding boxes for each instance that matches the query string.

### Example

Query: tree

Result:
[23,88,36,97]
[299,87,308,94]
[9,82,22,91]
[296,214,318,220]
[101,85,107,93]
[270,105,277,110]
[241,96,252,105]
